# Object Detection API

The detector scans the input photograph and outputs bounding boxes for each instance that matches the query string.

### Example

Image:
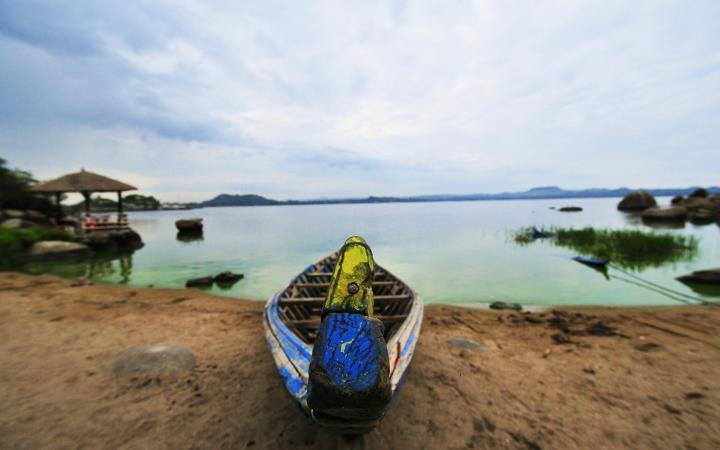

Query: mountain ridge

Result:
[187,186,720,208]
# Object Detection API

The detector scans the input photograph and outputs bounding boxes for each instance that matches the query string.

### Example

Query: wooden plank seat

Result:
[292,281,396,289]
[285,315,407,327]
[305,270,388,278]
[279,294,410,305]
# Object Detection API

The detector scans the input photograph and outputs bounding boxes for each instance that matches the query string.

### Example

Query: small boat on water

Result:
[572,256,609,267]
[263,237,423,432]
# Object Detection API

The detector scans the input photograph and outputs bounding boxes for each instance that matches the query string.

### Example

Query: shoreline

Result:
[1,272,718,449]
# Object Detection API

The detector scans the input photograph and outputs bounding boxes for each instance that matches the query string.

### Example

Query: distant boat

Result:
[572,256,609,267]
[263,238,423,433]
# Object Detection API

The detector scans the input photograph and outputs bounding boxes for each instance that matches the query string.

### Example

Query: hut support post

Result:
[54,192,62,217]
[82,191,91,215]
[117,191,123,214]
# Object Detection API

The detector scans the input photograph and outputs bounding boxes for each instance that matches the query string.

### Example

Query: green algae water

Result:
[17,197,720,306]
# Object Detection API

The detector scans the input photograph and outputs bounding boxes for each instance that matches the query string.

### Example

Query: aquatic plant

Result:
[515,227,698,270]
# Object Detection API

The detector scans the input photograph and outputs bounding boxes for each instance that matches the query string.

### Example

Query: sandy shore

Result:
[0,272,719,450]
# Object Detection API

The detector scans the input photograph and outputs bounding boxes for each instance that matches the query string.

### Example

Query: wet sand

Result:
[0,272,719,449]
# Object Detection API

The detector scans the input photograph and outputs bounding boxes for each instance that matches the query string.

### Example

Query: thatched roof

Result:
[31,169,137,193]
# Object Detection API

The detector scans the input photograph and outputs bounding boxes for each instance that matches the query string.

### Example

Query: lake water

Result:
[21,197,720,306]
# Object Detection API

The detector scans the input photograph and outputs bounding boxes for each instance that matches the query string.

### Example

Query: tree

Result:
[0,159,56,212]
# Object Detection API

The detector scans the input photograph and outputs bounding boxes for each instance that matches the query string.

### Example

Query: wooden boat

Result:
[572,256,609,267]
[263,239,423,431]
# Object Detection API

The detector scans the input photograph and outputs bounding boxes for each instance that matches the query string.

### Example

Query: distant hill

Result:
[189,194,280,208]
[188,186,720,208]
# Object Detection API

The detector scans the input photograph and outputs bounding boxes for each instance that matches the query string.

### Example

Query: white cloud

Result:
[1,0,719,201]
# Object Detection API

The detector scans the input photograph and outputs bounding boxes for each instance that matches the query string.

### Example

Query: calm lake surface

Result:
[23,197,720,306]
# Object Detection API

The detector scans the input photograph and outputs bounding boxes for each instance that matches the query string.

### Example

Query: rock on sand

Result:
[113,344,196,374]
[28,241,91,259]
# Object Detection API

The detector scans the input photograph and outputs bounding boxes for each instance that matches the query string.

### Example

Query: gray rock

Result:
[677,268,720,286]
[28,241,91,259]
[671,195,684,205]
[1,218,35,229]
[558,206,583,212]
[3,209,25,219]
[24,210,47,221]
[489,301,523,311]
[113,344,196,374]
[81,229,144,251]
[186,276,214,288]
[176,218,203,232]
[618,190,657,211]
[214,271,244,283]
[689,187,709,198]
[447,338,486,352]
[688,208,715,225]
[641,206,687,222]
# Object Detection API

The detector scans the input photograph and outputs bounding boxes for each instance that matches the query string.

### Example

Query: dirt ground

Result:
[1,272,719,450]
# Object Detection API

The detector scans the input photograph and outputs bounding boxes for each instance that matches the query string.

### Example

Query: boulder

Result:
[186,276,214,288]
[683,198,719,225]
[558,206,583,212]
[689,187,709,198]
[677,269,720,286]
[213,271,244,283]
[671,195,684,205]
[1,218,35,229]
[489,301,523,311]
[447,338,486,352]
[617,190,657,211]
[2,209,25,219]
[176,218,203,232]
[24,210,47,221]
[684,197,716,209]
[28,240,91,259]
[81,229,144,251]
[113,344,196,374]
[688,208,716,225]
[641,206,687,222]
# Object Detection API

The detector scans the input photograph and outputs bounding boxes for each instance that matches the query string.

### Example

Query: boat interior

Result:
[278,253,415,344]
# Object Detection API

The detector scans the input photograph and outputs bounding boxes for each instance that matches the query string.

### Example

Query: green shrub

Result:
[0,227,73,264]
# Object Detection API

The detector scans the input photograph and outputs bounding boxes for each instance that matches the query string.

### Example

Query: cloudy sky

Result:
[1,0,718,201]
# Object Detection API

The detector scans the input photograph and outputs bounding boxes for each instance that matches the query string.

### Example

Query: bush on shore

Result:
[0,227,73,264]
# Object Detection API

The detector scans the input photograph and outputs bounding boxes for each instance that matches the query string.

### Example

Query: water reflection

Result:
[640,218,686,230]
[215,280,241,290]
[176,231,204,243]
[621,211,687,229]
[21,250,136,283]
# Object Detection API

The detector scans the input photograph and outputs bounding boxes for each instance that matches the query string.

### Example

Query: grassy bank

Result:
[0,227,73,264]
[515,227,698,270]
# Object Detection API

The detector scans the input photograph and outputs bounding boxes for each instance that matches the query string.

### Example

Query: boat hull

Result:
[263,257,423,422]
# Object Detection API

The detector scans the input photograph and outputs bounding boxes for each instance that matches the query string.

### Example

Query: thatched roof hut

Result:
[31,169,136,193]
[31,169,136,213]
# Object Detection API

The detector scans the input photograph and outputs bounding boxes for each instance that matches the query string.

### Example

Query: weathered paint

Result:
[264,308,309,405]
[311,313,388,392]
[386,293,424,391]
[322,236,375,317]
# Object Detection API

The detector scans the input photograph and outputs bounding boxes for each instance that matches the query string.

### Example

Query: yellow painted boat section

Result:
[323,236,376,317]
